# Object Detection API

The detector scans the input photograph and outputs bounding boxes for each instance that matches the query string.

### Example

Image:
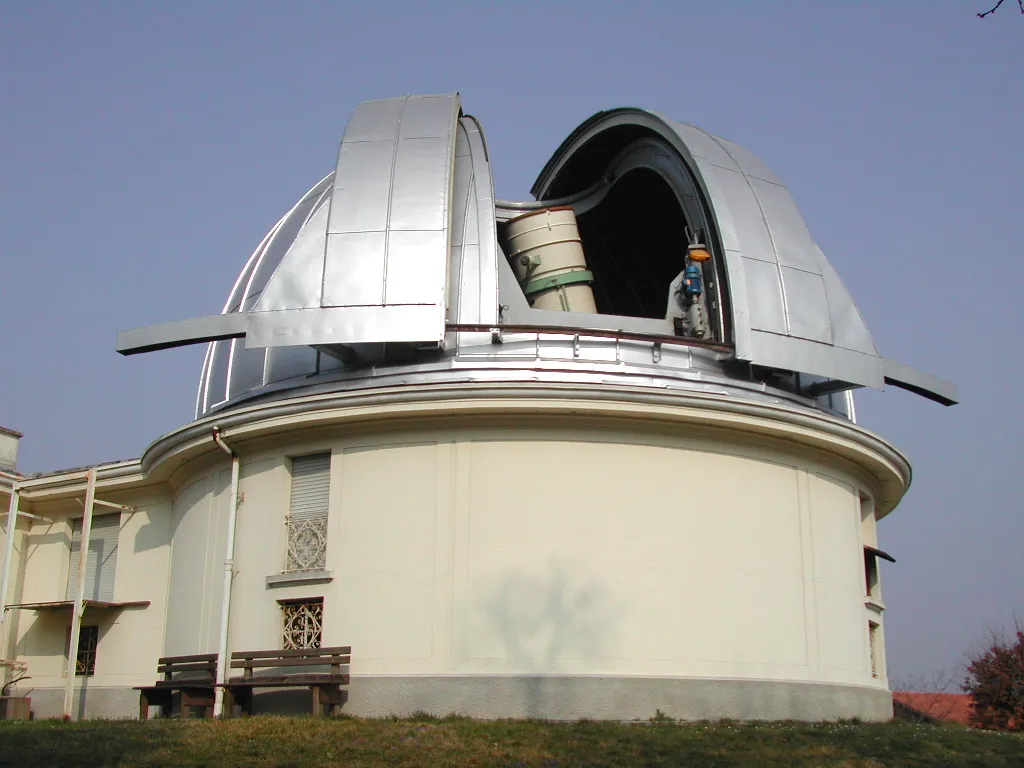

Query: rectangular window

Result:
[280,598,323,650]
[66,514,120,602]
[868,621,880,679]
[864,550,879,597]
[65,626,99,676]
[285,453,331,572]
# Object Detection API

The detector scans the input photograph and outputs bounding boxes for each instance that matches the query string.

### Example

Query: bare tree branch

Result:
[978,0,1024,18]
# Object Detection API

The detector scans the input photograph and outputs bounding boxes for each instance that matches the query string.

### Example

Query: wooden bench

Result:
[221,646,350,717]
[134,653,217,719]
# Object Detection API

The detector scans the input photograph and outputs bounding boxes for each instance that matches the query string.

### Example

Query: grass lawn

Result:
[0,715,1021,767]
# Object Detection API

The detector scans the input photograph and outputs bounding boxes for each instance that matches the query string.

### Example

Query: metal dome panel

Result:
[116,95,956,414]
[247,93,461,349]
[448,115,499,328]
[531,109,885,388]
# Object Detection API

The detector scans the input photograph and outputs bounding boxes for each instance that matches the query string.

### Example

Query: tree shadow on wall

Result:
[481,559,620,718]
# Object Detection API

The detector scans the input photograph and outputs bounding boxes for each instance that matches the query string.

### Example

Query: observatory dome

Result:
[176,97,954,423]
[14,91,956,724]
[5,94,958,725]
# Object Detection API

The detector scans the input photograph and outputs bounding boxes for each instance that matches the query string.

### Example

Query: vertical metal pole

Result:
[63,469,96,720]
[213,450,240,718]
[0,486,21,688]
[0,485,21,636]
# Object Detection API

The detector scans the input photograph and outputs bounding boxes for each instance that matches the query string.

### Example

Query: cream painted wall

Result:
[230,456,295,650]
[164,471,230,656]
[5,495,174,691]
[156,422,887,692]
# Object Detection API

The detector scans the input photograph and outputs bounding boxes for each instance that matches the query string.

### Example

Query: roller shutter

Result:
[289,454,331,521]
[66,514,120,602]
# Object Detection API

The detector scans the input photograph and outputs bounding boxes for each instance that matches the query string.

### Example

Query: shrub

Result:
[962,628,1024,730]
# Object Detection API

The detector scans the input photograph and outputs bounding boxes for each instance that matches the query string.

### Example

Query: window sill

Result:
[865,596,886,612]
[266,570,333,588]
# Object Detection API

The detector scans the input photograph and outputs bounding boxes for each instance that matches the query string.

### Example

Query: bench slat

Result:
[225,674,350,687]
[135,681,215,690]
[157,662,217,674]
[230,656,349,669]
[230,646,351,660]
[157,653,218,665]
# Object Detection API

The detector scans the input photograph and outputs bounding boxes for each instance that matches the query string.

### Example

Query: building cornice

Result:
[140,381,910,515]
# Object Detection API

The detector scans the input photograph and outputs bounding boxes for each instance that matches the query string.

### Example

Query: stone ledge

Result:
[265,570,333,588]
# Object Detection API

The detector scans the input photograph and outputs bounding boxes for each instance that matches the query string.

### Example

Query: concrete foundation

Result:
[343,676,893,722]
[28,686,140,720]
[24,677,892,722]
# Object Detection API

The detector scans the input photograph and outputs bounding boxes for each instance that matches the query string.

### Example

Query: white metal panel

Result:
[747,177,821,274]
[712,135,783,185]
[322,231,388,306]
[676,124,879,376]
[342,97,405,142]
[780,267,832,344]
[66,514,120,602]
[227,337,265,400]
[459,115,499,327]
[265,345,319,386]
[448,122,473,322]
[254,191,332,312]
[530,109,890,389]
[205,342,230,409]
[399,95,458,139]
[815,245,878,355]
[385,230,447,304]
[197,175,333,417]
[247,94,460,348]
[749,330,883,386]
[743,257,788,335]
[702,165,776,263]
[670,123,738,169]
[390,137,451,231]
[247,305,444,347]
[328,139,396,236]
[289,453,331,521]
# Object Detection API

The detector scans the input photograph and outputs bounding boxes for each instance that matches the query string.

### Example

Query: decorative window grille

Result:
[281,598,323,650]
[285,453,331,572]
[868,622,880,678]
[67,625,99,676]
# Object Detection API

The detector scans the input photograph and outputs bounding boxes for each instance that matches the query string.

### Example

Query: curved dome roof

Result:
[114,94,956,417]
[195,174,335,417]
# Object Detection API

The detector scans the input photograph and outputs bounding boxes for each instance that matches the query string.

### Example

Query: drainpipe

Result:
[0,483,21,638]
[211,427,240,718]
[63,468,97,720]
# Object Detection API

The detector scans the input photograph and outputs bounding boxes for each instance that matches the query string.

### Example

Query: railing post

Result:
[63,468,97,720]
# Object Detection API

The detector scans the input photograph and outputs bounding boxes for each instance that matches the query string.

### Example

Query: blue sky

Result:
[1,1,1021,685]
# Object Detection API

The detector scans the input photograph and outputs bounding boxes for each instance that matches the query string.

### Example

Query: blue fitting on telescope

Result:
[682,264,703,297]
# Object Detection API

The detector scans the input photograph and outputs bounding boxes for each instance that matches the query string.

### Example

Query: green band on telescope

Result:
[523,270,594,296]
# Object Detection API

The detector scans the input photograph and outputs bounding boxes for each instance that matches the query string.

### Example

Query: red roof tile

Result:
[893,692,973,725]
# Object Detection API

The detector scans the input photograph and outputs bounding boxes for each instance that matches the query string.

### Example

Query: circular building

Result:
[1,93,955,722]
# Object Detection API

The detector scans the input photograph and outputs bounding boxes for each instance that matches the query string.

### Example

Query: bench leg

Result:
[221,688,234,719]
[311,685,323,716]
[313,685,342,717]
[227,688,252,716]
[139,690,172,719]
[181,689,216,719]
